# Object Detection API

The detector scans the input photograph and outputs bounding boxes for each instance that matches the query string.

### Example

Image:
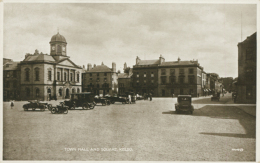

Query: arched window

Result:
[25,68,30,81]
[36,88,40,97]
[72,88,75,93]
[57,45,61,53]
[26,88,30,97]
[59,88,62,96]
[77,88,80,93]
[35,68,40,81]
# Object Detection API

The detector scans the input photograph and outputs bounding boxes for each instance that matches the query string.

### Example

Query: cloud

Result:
[3,3,256,77]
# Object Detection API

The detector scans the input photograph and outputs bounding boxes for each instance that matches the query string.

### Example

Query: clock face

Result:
[62,46,66,51]
[52,46,55,51]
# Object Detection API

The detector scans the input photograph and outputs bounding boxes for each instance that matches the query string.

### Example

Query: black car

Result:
[50,102,69,114]
[106,95,128,104]
[23,100,49,111]
[64,92,95,110]
[175,95,194,114]
[94,96,110,106]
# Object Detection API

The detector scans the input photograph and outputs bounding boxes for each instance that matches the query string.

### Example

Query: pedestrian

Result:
[128,94,132,104]
[150,93,152,101]
[172,94,174,98]
[10,100,14,109]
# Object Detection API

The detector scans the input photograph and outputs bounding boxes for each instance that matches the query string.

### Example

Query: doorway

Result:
[66,88,69,98]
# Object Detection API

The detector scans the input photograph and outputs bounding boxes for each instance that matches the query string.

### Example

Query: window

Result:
[77,88,80,93]
[7,72,10,78]
[72,88,75,93]
[151,72,154,77]
[136,72,139,78]
[151,80,154,84]
[170,76,176,84]
[188,77,194,84]
[90,73,92,77]
[26,88,30,97]
[179,77,184,84]
[144,72,146,77]
[144,80,146,83]
[170,69,175,76]
[25,68,30,81]
[57,45,61,53]
[137,80,139,83]
[161,69,166,75]
[59,88,62,96]
[57,72,60,81]
[13,81,16,88]
[189,89,193,95]
[70,73,73,81]
[13,71,17,78]
[161,76,166,85]
[246,68,253,73]
[246,48,254,60]
[36,88,40,97]
[104,73,107,76]
[77,73,80,82]
[48,71,52,81]
[97,73,99,76]
[97,84,100,88]
[35,68,40,81]
[97,78,100,82]
[179,69,184,74]
[246,85,252,99]
[6,81,10,88]
[90,78,92,81]
[104,78,107,82]
[189,68,194,74]
[64,73,67,81]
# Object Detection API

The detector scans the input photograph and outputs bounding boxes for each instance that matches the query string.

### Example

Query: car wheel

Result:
[82,104,88,110]
[24,106,28,111]
[111,101,115,104]
[48,104,52,111]
[102,102,106,106]
[64,108,68,114]
[51,108,56,114]
[90,103,95,109]
[122,102,125,104]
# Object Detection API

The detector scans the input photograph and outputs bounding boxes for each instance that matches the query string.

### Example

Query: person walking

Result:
[128,94,132,104]
[10,100,14,109]
[150,93,152,101]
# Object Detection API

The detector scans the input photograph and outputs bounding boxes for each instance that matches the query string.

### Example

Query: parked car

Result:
[50,102,69,114]
[94,96,110,106]
[175,95,194,114]
[23,100,49,111]
[64,92,95,110]
[106,95,128,104]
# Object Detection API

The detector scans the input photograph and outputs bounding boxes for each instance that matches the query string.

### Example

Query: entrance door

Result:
[47,88,51,100]
[162,89,165,97]
[66,88,69,98]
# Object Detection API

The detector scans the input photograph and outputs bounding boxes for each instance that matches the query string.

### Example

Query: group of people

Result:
[143,93,152,101]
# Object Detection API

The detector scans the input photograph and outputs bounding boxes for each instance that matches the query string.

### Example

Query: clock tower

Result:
[50,32,67,56]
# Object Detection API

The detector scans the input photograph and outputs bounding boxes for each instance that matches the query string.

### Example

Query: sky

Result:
[3,3,257,78]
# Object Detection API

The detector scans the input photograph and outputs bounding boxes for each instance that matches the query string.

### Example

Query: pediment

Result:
[58,59,75,67]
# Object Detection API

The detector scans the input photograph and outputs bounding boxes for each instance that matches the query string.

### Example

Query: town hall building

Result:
[18,32,83,101]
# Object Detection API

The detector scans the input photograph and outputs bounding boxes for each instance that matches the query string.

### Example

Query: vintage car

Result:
[175,95,194,114]
[50,102,69,114]
[23,100,49,111]
[64,92,95,110]
[106,95,128,104]
[94,96,110,106]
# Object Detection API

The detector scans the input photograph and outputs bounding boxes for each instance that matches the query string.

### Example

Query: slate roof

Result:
[160,60,198,66]
[23,54,56,62]
[50,32,67,43]
[137,59,160,65]
[3,61,20,71]
[118,73,130,79]
[87,65,112,72]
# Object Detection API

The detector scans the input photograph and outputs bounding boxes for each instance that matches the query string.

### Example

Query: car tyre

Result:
[64,108,68,114]
[51,108,56,114]
[24,106,28,111]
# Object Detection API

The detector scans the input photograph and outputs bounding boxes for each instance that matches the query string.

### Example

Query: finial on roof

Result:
[101,62,104,65]
[57,27,59,34]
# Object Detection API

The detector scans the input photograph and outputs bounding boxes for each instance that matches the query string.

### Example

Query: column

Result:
[61,68,64,81]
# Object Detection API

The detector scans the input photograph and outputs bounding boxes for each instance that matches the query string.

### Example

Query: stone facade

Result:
[237,32,256,104]
[82,62,118,96]
[7,32,83,101]
[118,63,133,95]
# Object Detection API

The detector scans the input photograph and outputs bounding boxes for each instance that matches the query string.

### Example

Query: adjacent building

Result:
[236,32,256,103]
[3,59,21,101]
[118,63,133,95]
[82,62,118,96]
[132,56,159,96]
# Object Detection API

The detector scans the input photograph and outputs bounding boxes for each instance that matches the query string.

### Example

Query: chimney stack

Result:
[178,57,181,62]
[94,64,96,68]
[112,62,116,72]
[136,56,141,65]
[87,63,92,71]
[124,62,127,70]
[159,54,165,65]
